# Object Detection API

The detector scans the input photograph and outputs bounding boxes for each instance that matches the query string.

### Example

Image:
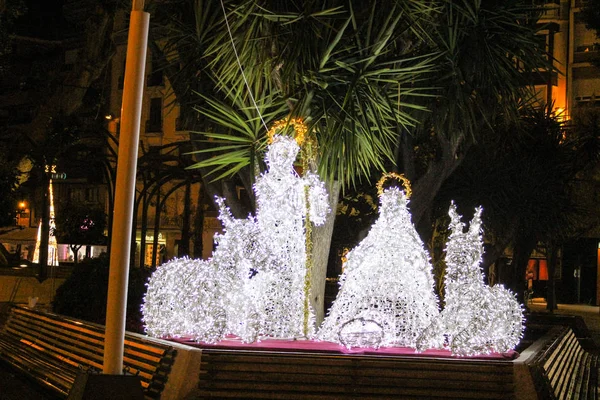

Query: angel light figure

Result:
[317,173,439,349]
[416,203,524,356]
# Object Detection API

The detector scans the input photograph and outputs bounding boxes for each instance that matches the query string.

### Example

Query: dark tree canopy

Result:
[581,0,600,37]
[55,202,107,245]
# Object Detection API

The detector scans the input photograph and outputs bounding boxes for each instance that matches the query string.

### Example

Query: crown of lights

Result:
[266,117,307,145]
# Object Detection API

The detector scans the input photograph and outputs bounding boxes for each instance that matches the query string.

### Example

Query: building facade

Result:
[527,0,600,304]
[106,12,219,267]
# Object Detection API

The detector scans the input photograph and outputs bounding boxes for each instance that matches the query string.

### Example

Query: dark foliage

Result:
[581,0,600,38]
[0,147,20,227]
[55,203,107,245]
[52,254,153,333]
[580,0,600,67]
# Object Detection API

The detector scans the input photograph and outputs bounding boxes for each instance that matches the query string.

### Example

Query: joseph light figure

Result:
[248,134,329,339]
[318,174,439,349]
[417,203,524,356]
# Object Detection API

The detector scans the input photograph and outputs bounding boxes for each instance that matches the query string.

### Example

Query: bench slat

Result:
[10,309,169,362]
[0,306,175,399]
[197,348,515,400]
[561,349,586,400]
[534,326,598,400]
[551,337,583,398]
[201,369,514,391]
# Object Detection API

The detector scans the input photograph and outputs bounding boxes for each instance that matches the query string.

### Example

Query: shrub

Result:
[53,253,153,333]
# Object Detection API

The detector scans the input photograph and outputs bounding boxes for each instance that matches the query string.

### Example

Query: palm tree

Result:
[148,0,549,321]
[193,0,435,186]
[188,0,439,323]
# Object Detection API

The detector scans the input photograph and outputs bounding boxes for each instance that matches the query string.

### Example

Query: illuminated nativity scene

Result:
[142,124,524,357]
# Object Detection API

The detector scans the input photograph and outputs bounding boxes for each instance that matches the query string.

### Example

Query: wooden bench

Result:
[196,349,515,399]
[0,306,176,399]
[529,325,598,400]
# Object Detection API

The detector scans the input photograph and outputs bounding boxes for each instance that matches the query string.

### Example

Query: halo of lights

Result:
[376,172,412,198]
[266,117,308,145]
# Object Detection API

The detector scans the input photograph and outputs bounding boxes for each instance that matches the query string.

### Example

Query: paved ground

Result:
[528,300,600,346]
[0,361,58,400]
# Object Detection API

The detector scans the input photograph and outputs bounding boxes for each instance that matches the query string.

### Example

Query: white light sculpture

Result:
[212,197,266,343]
[141,256,228,343]
[142,134,329,343]
[318,174,439,349]
[248,135,329,339]
[417,203,524,356]
[33,178,59,266]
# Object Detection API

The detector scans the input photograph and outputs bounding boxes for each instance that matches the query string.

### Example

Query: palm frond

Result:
[188,89,289,181]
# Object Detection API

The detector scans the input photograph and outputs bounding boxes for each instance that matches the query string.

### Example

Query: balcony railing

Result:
[575,96,600,108]
[574,44,600,63]
[141,215,184,229]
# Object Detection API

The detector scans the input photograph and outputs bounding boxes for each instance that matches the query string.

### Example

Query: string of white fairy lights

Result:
[142,3,525,356]
[218,0,268,132]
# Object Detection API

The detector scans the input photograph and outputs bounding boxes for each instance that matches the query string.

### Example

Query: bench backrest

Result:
[530,325,598,400]
[2,306,175,399]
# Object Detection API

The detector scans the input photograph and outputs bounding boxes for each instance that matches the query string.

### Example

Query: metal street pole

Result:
[103,0,149,375]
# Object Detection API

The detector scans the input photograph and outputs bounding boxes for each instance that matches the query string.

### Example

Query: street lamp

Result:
[15,201,26,228]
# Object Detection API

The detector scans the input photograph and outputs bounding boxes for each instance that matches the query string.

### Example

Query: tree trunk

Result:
[221,179,251,218]
[151,190,161,268]
[546,242,559,312]
[400,132,468,232]
[509,234,537,305]
[410,153,462,229]
[179,180,191,256]
[139,188,148,268]
[38,173,49,282]
[130,199,139,269]
[481,215,519,278]
[69,244,82,264]
[193,184,205,259]
[311,180,340,327]
[103,161,115,255]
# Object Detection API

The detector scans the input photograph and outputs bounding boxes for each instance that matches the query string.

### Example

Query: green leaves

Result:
[425,0,549,142]
[185,0,550,196]
[189,90,289,181]
[191,0,437,190]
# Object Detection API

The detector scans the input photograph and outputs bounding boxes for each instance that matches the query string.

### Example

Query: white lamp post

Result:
[103,0,149,375]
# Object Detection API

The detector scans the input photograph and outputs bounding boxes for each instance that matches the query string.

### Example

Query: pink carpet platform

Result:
[169,336,519,360]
